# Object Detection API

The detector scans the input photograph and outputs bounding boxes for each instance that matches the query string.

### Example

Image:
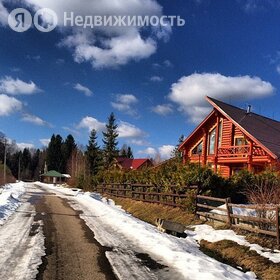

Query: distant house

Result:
[179,96,280,177]
[116,158,153,171]
[40,170,71,184]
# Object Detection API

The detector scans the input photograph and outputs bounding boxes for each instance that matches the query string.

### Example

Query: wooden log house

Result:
[179,96,280,177]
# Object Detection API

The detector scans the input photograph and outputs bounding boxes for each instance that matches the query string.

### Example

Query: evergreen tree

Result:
[172,135,185,160]
[127,146,134,159]
[62,134,76,173]
[8,151,22,179]
[46,134,63,172]
[85,129,102,175]
[30,149,40,180]
[21,148,31,179]
[119,144,133,158]
[119,144,128,158]
[102,113,119,168]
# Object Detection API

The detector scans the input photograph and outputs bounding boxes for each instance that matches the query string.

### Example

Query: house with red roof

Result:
[179,96,280,177]
[116,158,153,171]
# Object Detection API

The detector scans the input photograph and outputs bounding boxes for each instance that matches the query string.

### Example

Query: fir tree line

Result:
[0,113,134,182]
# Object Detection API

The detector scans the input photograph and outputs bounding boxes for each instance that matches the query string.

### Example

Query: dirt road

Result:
[34,188,117,280]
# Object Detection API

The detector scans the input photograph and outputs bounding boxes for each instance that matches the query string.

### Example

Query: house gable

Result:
[206,96,277,159]
[179,96,277,177]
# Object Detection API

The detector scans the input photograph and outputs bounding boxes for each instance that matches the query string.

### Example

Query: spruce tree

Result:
[46,134,63,172]
[86,129,102,175]
[102,113,119,168]
[119,144,128,158]
[172,134,185,160]
[62,134,76,173]
[127,146,134,159]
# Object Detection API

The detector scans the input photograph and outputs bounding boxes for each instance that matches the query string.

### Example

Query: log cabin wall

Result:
[180,97,280,178]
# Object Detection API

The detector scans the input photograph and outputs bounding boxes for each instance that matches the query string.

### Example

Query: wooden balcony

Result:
[218,145,267,159]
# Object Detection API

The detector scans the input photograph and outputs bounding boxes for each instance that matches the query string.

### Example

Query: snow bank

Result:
[0,182,25,225]
[36,182,256,280]
[211,204,256,216]
[187,225,280,263]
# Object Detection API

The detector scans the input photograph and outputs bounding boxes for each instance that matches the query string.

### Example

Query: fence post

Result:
[131,185,134,199]
[124,184,126,197]
[225,197,233,227]
[276,206,280,248]
[194,186,199,217]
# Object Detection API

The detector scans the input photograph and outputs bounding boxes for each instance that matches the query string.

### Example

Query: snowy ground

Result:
[187,225,280,263]
[36,182,263,280]
[0,181,25,225]
[2,182,279,280]
[0,183,45,280]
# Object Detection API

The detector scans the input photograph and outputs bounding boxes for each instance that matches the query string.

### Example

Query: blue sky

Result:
[0,0,280,159]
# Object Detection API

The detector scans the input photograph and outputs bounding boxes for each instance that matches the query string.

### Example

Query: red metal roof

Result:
[117,158,152,170]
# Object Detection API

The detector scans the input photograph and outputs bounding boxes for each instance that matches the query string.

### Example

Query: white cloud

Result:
[62,126,80,136]
[77,116,106,132]
[10,67,21,72]
[138,145,175,159]
[241,0,280,13]
[163,59,173,67]
[138,147,157,157]
[152,104,173,116]
[128,139,150,146]
[26,55,41,61]
[74,83,93,97]
[111,94,138,116]
[169,73,274,124]
[118,121,146,138]
[23,0,169,68]
[0,1,8,26]
[0,94,22,116]
[17,143,35,150]
[152,60,173,69]
[150,76,163,82]
[67,32,157,69]
[21,113,50,126]
[0,76,41,95]
[40,138,50,147]
[276,65,280,74]
[158,145,175,159]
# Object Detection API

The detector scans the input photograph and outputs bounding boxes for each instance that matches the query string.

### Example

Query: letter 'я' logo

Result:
[8,8,58,32]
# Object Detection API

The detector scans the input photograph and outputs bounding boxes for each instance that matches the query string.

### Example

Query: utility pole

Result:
[3,138,7,185]
[18,153,21,181]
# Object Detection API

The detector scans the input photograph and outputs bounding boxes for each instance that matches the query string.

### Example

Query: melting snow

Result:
[36,182,259,280]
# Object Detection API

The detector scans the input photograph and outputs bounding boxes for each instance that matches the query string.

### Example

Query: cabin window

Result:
[191,141,203,155]
[218,121,223,147]
[208,128,216,155]
[234,137,248,146]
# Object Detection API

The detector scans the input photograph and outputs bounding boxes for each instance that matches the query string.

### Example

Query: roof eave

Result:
[206,96,278,160]
[179,109,216,151]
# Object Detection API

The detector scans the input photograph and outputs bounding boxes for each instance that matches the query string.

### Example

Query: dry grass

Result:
[0,164,16,185]
[108,196,201,226]
[235,229,279,250]
[200,239,280,280]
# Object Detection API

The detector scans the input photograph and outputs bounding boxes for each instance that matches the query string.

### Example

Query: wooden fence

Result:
[95,183,280,245]
[196,195,280,246]
[95,183,198,208]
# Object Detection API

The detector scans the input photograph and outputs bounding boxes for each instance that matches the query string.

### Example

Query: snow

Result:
[187,224,280,263]
[0,181,25,225]
[0,183,45,280]
[211,204,256,217]
[36,182,257,280]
